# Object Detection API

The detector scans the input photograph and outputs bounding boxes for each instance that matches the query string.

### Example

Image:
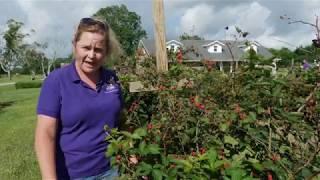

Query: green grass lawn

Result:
[0,74,43,84]
[0,85,41,179]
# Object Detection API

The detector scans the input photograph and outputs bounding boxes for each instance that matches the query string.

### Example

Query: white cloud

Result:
[178,3,215,35]
[16,0,51,42]
[235,2,272,36]
[2,0,320,58]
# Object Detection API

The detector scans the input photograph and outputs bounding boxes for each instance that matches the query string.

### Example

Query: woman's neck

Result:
[75,64,100,90]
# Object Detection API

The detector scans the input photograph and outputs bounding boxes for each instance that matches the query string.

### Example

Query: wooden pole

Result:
[153,0,168,72]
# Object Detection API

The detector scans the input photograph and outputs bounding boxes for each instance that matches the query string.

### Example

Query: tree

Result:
[179,32,204,41]
[244,48,264,69]
[269,47,297,67]
[0,19,28,80]
[294,44,320,63]
[94,4,147,56]
[281,15,320,47]
[21,42,46,79]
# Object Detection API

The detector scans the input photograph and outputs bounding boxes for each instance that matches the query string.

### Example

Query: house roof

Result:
[139,39,273,62]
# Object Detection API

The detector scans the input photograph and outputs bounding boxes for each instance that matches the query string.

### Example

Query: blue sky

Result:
[0,0,320,58]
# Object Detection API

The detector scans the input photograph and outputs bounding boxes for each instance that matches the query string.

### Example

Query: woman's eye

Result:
[95,48,103,53]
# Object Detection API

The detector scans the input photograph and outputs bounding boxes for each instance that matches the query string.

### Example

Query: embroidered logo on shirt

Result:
[103,76,120,93]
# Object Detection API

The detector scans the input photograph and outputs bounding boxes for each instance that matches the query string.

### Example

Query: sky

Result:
[0,0,320,58]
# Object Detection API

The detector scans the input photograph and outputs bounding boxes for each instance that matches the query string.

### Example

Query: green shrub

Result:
[108,58,320,180]
[15,81,42,89]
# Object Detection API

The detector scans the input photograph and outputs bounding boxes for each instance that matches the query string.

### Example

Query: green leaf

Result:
[152,169,164,180]
[130,133,142,139]
[134,128,147,137]
[272,84,282,97]
[230,112,238,121]
[136,162,152,175]
[224,135,239,147]
[251,163,264,171]
[242,111,256,124]
[301,168,312,178]
[257,106,265,114]
[212,160,225,170]
[161,154,169,167]
[147,144,161,154]
[181,133,190,145]
[206,148,217,167]
[186,127,196,135]
[248,111,256,121]
[200,117,209,123]
[122,131,141,139]
[153,164,163,169]
[225,168,247,180]
[219,123,228,132]
[139,141,147,155]
[286,112,303,123]
[279,145,291,154]
[106,142,118,156]
[180,160,193,173]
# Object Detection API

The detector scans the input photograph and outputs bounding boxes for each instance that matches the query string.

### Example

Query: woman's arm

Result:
[35,115,58,180]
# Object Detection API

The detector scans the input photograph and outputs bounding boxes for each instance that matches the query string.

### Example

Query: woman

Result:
[35,17,122,180]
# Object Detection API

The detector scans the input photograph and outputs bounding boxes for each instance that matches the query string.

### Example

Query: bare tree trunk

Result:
[31,70,35,80]
[47,52,57,76]
[8,70,11,80]
[41,59,46,78]
[291,58,294,71]
[47,62,53,76]
[0,58,12,80]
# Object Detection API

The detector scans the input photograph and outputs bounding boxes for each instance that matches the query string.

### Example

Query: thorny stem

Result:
[121,153,136,175]
[297,86,318,112]
[294,116,320,176]
[178,136,186,155]
[195,118,200,152]
[307,170,320,180]
[233,124,292,175]
[294,143,320,176]
[268,117,272,156]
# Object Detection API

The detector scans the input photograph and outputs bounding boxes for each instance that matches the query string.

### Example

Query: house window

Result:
[170,45,175,51]
[213,45,218,52]
[208,44,221,53]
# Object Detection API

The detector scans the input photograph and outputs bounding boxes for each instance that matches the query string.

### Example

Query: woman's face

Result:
[73,32,106,75]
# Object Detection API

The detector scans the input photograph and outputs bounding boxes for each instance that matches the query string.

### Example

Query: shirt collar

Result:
[70,60,81,83]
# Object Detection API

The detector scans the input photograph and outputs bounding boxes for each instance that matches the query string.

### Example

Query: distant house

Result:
[137,39,273,71]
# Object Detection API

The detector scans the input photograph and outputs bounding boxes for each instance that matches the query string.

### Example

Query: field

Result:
[0,85,41,179]
[0,74,43,84]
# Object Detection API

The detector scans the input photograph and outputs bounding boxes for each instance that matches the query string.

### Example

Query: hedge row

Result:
[15,81,42,89]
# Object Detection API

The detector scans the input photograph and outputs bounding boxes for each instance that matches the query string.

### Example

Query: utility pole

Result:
[153,0,168,72]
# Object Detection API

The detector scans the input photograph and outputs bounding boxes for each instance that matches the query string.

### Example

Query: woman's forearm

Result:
[35,115,58,180]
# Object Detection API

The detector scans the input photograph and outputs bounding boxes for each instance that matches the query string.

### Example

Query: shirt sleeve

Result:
[107,70,124,128]
[113,71,124,109]
[37,72,61,119]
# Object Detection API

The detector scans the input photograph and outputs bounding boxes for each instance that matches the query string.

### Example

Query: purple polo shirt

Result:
[37,61,122,179]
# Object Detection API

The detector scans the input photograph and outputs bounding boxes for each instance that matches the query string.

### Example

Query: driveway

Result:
[0,82,16,87]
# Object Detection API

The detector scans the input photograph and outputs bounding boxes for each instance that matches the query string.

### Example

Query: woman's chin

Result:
[81,65,99,74]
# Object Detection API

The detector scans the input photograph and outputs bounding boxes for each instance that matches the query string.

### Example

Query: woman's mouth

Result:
[83,61,95,68]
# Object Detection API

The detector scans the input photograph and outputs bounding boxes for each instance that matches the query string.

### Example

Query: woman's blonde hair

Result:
[73,16,122,59]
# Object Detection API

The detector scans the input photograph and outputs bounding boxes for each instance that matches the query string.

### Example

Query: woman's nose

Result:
[88,49,95,58]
